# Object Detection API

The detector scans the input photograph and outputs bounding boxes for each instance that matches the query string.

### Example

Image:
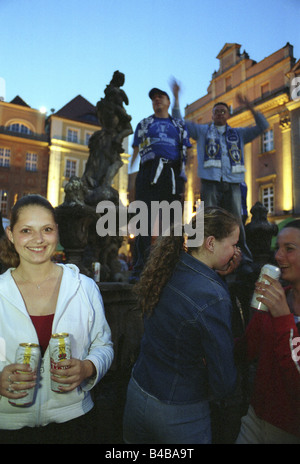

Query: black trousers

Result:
[131,160,183,280]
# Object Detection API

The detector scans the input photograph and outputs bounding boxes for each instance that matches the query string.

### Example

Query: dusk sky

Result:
[1,0,300,171]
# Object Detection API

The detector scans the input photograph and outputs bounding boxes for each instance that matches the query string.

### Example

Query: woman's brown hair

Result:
[0,195,57,268]
[134,206,239,315]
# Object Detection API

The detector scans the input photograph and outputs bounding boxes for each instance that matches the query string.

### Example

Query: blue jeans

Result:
[236,406,300,444]
[123,377,212,444]
[201,180,252,265]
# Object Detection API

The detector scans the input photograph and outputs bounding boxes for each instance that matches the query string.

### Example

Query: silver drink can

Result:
[9,343,41,407]
[92,262,101,282]
[49,333,72,392]
[251,264,281,311]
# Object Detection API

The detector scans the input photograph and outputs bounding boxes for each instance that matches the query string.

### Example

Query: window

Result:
[8,123,32,135]
[0,148,10,167]
[26,152,38,171]
[261,82,270,98]
[261,185,274,214]
[85,131,93,145]
[225,75,232,91]
[0,190,8,215]
[65,159,77,178]
[67,128,79,143]
[262,129,274,152]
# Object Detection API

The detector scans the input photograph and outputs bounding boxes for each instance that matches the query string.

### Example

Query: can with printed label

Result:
[250,264,281,311]
[49,333,72,392]
[9,343,41,407]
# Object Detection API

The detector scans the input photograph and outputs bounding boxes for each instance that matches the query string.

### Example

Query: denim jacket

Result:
[133,251,237,404]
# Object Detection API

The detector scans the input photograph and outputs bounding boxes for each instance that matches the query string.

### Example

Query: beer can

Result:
[49,333,72,393]
[9,343,41,407]
[251,264,281,311]
[92,262,101,282]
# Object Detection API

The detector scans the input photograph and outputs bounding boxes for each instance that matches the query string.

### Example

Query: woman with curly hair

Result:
[123,206,241,444]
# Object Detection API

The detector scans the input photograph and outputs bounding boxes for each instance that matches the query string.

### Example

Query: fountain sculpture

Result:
[55,71,133,281]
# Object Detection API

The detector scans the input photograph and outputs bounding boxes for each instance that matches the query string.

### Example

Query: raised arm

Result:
[130,146,139,170]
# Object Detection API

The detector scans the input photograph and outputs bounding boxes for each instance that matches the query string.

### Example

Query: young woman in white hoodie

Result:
[0,194,113,444]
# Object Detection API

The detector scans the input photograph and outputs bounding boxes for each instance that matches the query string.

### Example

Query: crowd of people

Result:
[125,82,300,444]
[0,80,299,444]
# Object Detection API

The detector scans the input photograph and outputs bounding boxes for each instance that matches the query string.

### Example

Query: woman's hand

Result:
[217,247,242,276]
[50,358,96,392]
[0,363,37,399]
[255,275,291,317]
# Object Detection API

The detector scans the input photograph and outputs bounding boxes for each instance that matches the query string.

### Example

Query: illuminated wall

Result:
[183,42,300,221]
[281,124,293,212]
[47,113,130,207]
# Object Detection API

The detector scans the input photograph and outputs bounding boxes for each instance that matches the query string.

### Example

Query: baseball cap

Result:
[149,88,170,100]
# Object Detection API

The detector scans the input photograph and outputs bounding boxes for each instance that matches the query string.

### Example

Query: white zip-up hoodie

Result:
[0,264,114,430]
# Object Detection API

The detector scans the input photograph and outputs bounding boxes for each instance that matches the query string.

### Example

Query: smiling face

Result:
[275,227,300,284]
[212,104,230,126]
[6,205,58,266]
[212,225,240,271]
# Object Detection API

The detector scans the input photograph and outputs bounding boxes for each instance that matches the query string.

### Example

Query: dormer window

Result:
[7,123,32,134]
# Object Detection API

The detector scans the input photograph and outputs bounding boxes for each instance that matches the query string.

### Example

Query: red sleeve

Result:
[272,314,300,426]
[272,314,300,384]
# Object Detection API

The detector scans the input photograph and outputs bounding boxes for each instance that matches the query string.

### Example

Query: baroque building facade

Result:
[0,94,130,222]
[184,42,300,223]
[47,95,130,207]
[0,96,49,217]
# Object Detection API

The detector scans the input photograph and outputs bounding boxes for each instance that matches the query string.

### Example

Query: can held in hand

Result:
[9,343,41,407]
[50,333,72,393]
[251,264,281,311]
[92,262,100,282]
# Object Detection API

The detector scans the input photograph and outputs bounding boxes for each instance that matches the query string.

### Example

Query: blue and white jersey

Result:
[133,115,191,164]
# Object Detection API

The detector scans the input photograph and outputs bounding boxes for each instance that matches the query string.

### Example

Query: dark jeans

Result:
[131,160,183,280]
[201,179,253,265]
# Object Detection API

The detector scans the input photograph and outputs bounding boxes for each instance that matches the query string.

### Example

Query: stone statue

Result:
[97,70,133,146]
[82,70,133,205]
[55,72,132,281]
[245,201,278,265]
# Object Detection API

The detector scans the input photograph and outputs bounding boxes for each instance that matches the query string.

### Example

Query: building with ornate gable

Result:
[47,95,130,207]
[183,42,300,223]
[46,95,100,207]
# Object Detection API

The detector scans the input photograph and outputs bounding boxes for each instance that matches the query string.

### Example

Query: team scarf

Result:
[204,123,245,173]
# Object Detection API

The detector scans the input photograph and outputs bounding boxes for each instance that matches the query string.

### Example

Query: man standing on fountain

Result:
[129,88,191,283]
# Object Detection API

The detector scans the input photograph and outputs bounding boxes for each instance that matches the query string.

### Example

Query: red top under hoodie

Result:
[235,310,300,438]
